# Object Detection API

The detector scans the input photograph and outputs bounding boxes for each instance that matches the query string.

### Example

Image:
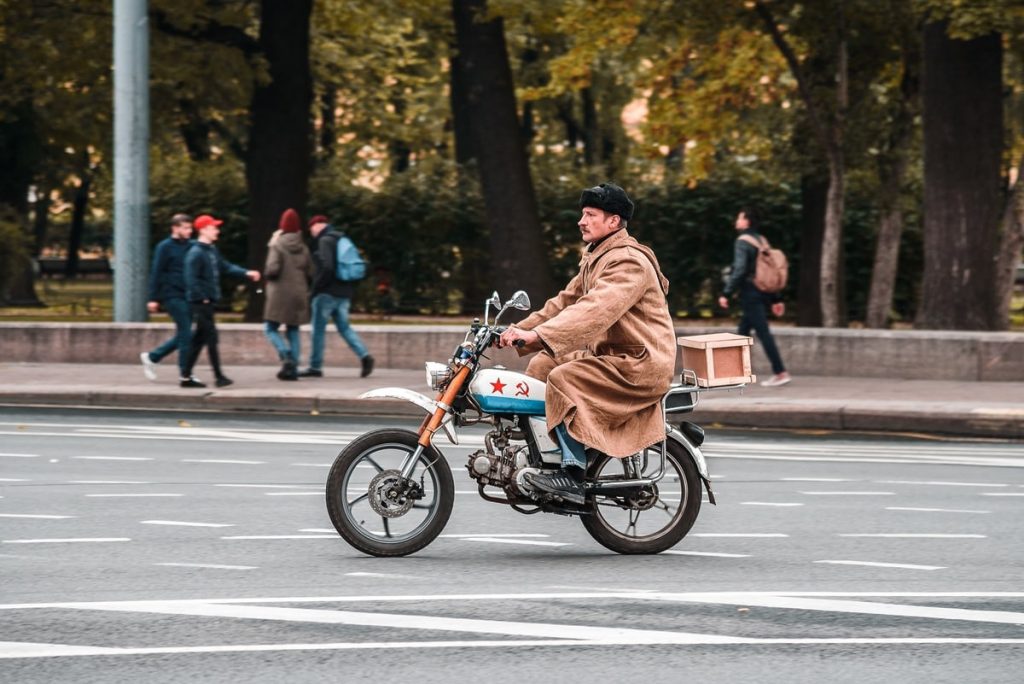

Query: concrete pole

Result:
[113,0,150,322]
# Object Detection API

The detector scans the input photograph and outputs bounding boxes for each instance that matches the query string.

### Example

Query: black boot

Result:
[526,468,585,505]
[278,360,298,381]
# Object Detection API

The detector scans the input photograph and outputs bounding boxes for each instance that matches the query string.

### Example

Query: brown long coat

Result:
[517,229,676,458]
[262,232,313,326]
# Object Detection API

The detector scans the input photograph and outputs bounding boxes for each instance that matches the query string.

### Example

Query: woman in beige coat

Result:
[263,208,313,380]
[499,183,675,504]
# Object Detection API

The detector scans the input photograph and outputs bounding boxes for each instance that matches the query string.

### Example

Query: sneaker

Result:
[360,354,375,378]
[180,376,206,388]
[298,368,323,378]
[215,376,234,388]
[761,372,791,387]
[140,352,157,381]
[277,361,298,381]
[526,468,585,505]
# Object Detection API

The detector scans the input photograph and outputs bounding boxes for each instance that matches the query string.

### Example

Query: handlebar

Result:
[490,325,525,348]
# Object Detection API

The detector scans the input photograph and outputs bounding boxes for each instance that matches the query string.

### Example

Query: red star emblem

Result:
[490,378,506,394]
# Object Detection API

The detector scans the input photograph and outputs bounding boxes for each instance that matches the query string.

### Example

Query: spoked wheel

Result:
[581,440,702,554]
[326,429,454,557]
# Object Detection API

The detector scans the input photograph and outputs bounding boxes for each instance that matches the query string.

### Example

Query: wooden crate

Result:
[677,333,756,387]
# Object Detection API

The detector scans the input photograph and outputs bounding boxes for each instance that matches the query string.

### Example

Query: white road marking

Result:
[181,459,265,465]
[86,493,183,498]
[886,507,990,514]
[141,520,235,528]
[441,533,550,538]
[0,478,28,482]
[264,492,321,496]
[800,491,895,496]
[0,514,74,519]
[155,563,256,570]
[69,480,152,485]
[291,463,331,467]
[781,477,852,482]
[981,492,1024,496]
[221,535,336,540]
[876,480,1007,488]
[461,537,570,547]
[741,502,804,507]
[0,453,38,458]
[837,533,986,538]
[215,484,320,489]
[345,572,420,579]
[54,601,744,644]
[72,456,152,461]
[813,560,945,570]
[661,551,752,558]
[2,538,130,544]
[692,533,788,538]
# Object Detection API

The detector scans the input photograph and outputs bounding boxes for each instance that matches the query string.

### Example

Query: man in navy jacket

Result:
[180,214,260,388]
[141,214,194,382]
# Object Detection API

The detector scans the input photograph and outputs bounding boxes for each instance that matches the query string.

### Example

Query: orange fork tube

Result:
[418,365,471,447]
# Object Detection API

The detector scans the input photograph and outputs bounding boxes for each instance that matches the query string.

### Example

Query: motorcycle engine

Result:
[466,444,529,488]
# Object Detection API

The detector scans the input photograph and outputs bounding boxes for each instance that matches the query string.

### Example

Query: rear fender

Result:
[666,426,716,505]
[359,388,458,445]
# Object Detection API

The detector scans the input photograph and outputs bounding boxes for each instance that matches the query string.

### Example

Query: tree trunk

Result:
[0,101,42,306]
[244,0,314,321]
[865,42,918,329]
[797,174,826,327]
[65,170,92,279]
[319,86,337,162]
[451,0,553,301]
[992,155,1024,329]
[178,98,212,161]
[916,23,1003,330]
[819,156,845,327]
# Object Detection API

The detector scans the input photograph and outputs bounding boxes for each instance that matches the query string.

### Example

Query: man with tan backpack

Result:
[717,206,791,387]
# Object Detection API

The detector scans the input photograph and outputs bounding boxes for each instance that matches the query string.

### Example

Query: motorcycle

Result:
[326,290,721,557]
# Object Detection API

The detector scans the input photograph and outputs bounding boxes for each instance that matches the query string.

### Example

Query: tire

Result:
[581,440,702,554]
[326,429,454,557]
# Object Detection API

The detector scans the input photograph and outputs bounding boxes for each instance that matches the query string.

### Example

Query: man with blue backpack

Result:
[299,215,374,378]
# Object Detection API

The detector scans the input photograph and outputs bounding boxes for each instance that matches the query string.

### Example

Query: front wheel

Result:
[326,429,454,557]
[581,440,702,554]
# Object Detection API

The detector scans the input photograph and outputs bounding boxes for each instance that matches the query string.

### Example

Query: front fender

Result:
[359,387,459,445]
[666,426,716,505]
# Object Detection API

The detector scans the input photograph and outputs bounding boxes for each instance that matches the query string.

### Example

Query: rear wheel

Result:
[326,429,454,557]
[581,440,702,554]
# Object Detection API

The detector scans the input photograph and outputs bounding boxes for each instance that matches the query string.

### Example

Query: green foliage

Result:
[0,205,28,296]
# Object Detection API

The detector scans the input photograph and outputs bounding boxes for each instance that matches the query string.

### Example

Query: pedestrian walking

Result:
[299,215,374,378]
[180,214,261,388]
[262,208,313,381]
[717,207,791,386]
[140,213,194,382]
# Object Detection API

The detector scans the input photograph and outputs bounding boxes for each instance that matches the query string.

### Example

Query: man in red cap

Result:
[180,214,261,388]
[299,215,374,378]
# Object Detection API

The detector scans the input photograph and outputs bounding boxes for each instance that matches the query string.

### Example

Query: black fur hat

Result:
[579,182,634,221]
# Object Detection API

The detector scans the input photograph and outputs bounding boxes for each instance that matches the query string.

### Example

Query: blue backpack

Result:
[334,234,367,282]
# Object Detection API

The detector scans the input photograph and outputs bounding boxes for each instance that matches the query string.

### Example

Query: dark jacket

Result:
[184,241,249,304]
[148,237,194,302]
[723,228,781,302]
[310,227,355,299]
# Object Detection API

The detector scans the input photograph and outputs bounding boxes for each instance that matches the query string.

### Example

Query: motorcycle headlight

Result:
[425,362,452,392]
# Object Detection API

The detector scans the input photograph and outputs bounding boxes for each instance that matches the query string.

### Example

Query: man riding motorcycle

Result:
[498,182,677,504]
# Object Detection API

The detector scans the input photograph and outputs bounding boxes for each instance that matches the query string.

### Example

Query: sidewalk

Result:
[1,361,1022,440]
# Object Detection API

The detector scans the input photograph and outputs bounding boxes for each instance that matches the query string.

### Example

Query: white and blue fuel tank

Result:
[469,368,546,416]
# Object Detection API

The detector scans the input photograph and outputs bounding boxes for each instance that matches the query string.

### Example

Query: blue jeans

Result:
[148,297,191,377]
[264,321,300,364]
[308,293,368,370]
[738,284,786,375]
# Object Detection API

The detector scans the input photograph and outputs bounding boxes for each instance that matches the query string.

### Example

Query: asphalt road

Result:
[1,408,1023,683]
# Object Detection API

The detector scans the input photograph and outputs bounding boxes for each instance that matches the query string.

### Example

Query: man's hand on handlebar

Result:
[498,326,538,350]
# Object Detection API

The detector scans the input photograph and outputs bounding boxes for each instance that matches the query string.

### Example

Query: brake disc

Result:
[367,469,415,518]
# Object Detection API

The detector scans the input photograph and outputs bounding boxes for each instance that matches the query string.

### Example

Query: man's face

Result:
[198,225,220,243]
[735,212,749,230]
[578,207,620,244]
[172,221,193,240]
[311,221,327,237]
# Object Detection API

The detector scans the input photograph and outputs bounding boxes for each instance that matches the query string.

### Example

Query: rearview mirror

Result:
[508,290,531,311]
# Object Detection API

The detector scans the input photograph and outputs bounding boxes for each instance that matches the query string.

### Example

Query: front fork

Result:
[400,364,471,480]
